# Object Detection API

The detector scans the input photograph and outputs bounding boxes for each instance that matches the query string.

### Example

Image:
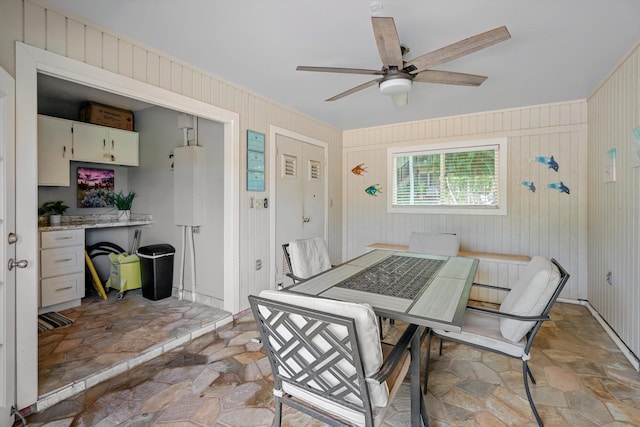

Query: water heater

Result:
[173,145,205,226]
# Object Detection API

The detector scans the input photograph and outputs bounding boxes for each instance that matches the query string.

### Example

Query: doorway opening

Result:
[16,42,240,411]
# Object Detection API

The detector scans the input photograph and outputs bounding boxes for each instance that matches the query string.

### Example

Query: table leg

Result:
[411,330,430,427]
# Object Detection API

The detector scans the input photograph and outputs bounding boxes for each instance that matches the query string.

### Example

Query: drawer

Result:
[41,229,84,249]
[41,246,84,278]
[41,272,85,307]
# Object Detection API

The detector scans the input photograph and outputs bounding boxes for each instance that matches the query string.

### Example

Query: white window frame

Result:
[387,137,508,215]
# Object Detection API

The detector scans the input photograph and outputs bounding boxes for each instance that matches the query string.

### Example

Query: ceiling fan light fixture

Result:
[391,92,408,107]
[379,77,412,96]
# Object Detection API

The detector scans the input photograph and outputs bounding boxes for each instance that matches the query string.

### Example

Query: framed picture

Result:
[77,167,115,207]
[247,130,265,191]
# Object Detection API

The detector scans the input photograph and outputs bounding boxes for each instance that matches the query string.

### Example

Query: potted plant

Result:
[38,201,69,226]
[111,191,136,221]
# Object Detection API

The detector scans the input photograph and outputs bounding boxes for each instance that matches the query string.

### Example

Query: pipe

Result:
[190,225,197,302]
[178,225,186,301]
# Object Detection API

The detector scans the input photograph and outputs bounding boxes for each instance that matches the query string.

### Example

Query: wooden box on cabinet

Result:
[40,229,85,312]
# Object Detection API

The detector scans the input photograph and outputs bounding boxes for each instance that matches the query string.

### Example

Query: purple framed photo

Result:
[77,167,115,208]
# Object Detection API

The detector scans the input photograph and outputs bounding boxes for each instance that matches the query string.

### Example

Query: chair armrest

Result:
[471,282,512,292]
[371,324,419,383]
[285,272,307,283]
[466,305,550,322]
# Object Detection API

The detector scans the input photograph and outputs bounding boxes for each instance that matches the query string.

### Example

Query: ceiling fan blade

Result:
[405,26,511,72]
[326,79,381,101]
[413,70,488,86]
[371,17,404,69]
[297,66,384,75]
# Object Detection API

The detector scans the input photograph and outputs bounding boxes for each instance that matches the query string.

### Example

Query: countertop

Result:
[39,214,152,232]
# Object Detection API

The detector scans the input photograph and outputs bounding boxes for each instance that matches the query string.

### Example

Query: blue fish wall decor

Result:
[365,184,382,196]
[521,181,536,193]
[548,182,570,194]
[530,155,559,172]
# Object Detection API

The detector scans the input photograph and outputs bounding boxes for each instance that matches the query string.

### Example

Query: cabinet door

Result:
[109,128,139,166]
[38,115,72,186]
[72,121,111,163]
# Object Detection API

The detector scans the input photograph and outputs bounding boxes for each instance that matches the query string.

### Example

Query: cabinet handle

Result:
[54,258,73,263]
[54,236,73,240]
[55,286,73,292]
[63,146,66,158]
[111,154,115,161]
[111,139,114,149]
[103,138,106,148]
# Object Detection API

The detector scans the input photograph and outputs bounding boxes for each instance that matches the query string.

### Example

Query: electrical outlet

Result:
[256,259,262,270]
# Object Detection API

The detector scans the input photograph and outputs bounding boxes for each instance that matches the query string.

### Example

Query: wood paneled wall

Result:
[343,101,588,299]
[588,42,640,359]
[14,0,343,310]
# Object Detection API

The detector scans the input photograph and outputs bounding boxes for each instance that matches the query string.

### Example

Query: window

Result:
[387,138,507,215]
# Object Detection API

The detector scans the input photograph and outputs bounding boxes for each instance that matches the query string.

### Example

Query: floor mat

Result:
[38,312,74,334]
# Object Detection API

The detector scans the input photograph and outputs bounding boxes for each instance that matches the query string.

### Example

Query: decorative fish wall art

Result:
[548,182,570,194]
[365,184,382,196]
[521,181,536,193]
[530,155,559,172]
[351,163,368,176]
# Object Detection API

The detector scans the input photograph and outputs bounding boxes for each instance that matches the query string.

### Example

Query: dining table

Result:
[287,249,480,427]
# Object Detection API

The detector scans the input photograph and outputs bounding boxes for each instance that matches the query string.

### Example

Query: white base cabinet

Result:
[40,229,85,311]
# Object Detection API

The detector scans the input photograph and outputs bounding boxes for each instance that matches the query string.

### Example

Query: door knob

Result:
[303,217,311,223]
[7,232,17,244]
[8,259,28,271]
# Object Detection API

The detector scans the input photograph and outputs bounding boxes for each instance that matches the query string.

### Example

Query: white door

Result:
[275,134,326,287]
[0,67,17,424]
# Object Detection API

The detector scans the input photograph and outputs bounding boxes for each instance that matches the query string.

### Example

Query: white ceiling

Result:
[46,0,640,130]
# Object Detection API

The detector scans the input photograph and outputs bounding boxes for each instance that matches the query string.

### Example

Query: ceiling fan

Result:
[297,17,511,107]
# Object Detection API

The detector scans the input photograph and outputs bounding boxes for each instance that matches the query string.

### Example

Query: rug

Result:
[38,312,74,334]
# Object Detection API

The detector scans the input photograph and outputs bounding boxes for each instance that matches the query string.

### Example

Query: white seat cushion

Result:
[499,256,561,342]
[258,290,388,409]
[434,310,526,358]
[288,237,332,279]
[408,232,459,256]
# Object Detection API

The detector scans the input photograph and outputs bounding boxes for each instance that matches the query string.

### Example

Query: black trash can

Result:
[137,244,175,301]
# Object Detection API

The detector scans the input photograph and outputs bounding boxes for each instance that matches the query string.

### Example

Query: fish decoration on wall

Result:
[530,155,559,172]
[548,182,570,194]
[521,181,536,193]
[365,184,382,196]
[351,163,368,176]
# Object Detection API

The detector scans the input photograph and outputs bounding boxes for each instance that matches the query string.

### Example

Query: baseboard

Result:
[559,297,640,373]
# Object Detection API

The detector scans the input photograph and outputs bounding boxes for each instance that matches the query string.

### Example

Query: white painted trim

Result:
[15,42,240,408]
[268,126,329,290]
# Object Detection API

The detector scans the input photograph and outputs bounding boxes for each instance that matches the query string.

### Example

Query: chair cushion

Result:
[434,310,527,358]
[288,237,332,279]
[258,290,388,408]
[499,256,561,342]
[408,232,459,256]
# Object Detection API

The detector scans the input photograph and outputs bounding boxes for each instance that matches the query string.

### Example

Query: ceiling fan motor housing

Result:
[379,76,412,95]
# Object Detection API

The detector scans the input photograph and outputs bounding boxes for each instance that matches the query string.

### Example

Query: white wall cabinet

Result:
[39,229,85,312]
[72,121,139,166]
[38,115,72,186]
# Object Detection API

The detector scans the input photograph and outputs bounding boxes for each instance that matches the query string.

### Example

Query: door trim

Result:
[0,66,16,424]
[269,126,328,290]
[15,42,241,408]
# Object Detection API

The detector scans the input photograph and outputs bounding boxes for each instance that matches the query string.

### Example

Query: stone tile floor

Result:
[38,290,231,397]
[22,301,640,426]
